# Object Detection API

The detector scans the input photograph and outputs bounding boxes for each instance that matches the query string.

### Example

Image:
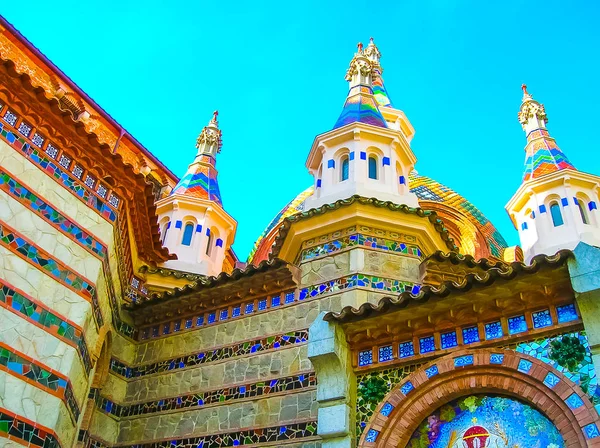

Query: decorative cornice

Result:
[0,60,174,264]
[0,17,178,184]
[127,258,293,309]
[324,250,572,323]
[269,195,458,260]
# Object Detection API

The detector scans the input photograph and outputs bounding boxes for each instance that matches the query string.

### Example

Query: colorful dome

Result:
[248,172,508,264]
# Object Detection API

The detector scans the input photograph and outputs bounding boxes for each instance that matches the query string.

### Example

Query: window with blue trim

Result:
[341,156,349,181]
[181,223,194,246]
[550,202,563,227]
[368,156,378,180]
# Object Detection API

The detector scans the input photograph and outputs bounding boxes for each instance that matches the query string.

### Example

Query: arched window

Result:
[341,156,349,181]
[368,156,378,180]
[206,231,213,256]
[160,222,169,242]
[181,223,194,246]
[550,201,564,227]
[577,200,590,224]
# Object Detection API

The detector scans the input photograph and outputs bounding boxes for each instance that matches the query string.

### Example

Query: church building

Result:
[1,16,600,448]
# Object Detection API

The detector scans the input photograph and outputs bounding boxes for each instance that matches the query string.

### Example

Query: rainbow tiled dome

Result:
[248,172,508,264]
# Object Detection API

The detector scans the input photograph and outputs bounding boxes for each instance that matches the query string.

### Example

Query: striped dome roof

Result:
[247,172,508,264]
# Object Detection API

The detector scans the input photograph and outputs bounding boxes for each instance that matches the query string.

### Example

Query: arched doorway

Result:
[359,349,600,447]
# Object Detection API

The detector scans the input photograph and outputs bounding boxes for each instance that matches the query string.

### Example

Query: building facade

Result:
[1,18,600,448]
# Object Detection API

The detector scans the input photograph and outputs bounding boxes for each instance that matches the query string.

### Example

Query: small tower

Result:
[155,111,237,276]
[304,40,419,210]
[506,85,600,262]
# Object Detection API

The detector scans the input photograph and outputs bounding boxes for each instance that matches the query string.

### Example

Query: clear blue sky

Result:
[3,1,600,260]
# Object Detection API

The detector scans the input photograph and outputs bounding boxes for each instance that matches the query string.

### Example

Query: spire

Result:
[194,110,222,158]
[332,41,387,130]
[364,37,393,108]
[518,85,576,182]
[170,111,223,204]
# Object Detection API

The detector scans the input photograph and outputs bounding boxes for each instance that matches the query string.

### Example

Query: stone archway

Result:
[359,348,600,447]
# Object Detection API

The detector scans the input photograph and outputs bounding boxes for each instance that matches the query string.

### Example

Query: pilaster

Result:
[308,312,356,448]
[568,242,600,380]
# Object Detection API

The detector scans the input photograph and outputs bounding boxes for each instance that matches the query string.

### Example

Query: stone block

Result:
[317,403,351,438]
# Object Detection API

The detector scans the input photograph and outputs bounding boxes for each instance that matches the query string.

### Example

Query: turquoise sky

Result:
[3,1,600,260]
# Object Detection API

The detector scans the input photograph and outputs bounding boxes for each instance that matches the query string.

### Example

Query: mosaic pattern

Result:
[249,173,508,264]
[299,274,418,301]
[300,233,422,261]
[0,220,103,327]
[523,129,576,182]
[509,331,600,405]
[140,289,295,341]
[111,330,309,378]
[171,159,222,204]
[356,304,579,368]
[0,345,79,420]
[0,170,107,259]
[0,281,91,373]
[94,372,316,418]
[356,364,423,437]
[407,395,564,448]
[333,85,388,130]
[0,408,61,448]
[0,123,117,222]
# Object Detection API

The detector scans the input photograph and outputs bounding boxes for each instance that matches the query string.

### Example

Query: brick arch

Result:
[359,348,600,447]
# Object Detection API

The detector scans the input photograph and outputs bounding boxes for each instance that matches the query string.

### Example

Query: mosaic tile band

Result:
[110,330,309,379]
[299,233,422,262]
[0,121,118,223]
[0,280,92,373]
[0,169,107,259]
[0,219,103,328]
[0,407,61,448]
[299,273,418,301]
[86,421,317,447]
[92,372,316,419]
[140,272,417,342]
[356,303,579,368]
[0,343,79,420]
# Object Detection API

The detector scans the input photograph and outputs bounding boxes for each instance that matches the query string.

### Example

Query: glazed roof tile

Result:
[170,155,222,204]
[523,129,576,182]
[333,85,388,130]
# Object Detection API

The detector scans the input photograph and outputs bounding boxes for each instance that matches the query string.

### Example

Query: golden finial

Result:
[357,42,363,53]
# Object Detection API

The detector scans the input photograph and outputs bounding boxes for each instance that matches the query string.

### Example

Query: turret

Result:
[506,85,600,262]
[304,40,419,210]
[155,111,237,275]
